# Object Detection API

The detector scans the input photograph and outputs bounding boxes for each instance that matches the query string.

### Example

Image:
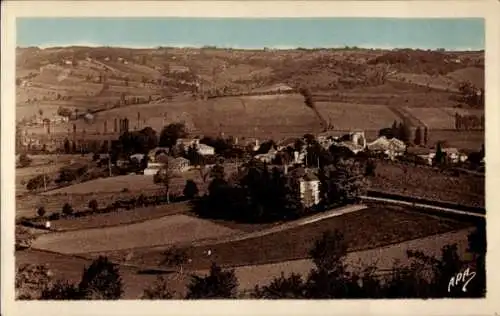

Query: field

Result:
[371,161,485,208]
[17,47,484,144]
[48,201,192,231]
[16,249,188,299]
[31,214,243,254]
[96,205,473,270]
[223,227,475,291]
[403,107,484,130]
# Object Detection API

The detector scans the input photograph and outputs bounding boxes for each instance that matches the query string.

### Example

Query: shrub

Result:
[37,206,46,217]
[26,175,48,192]
[78,256,123,300]
[185,263,238,299]
[18,153,32,168]
[183,180,199,199]
[141,276,174,300]
[62,203,73,216]
[88,199,98,212]
[48,212,60,221]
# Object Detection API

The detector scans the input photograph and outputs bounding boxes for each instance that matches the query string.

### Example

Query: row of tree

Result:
[17,221,485,299]
[455,113,485,130]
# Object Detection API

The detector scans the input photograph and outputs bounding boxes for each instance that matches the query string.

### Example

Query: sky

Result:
[17,18,485,51]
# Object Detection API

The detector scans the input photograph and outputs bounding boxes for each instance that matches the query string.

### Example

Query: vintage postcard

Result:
[1,1,499,316]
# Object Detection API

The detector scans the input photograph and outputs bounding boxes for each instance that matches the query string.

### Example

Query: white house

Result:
[170,157,190,173]
[255,146,278,163]
[197,143,215,156]
[299,172,321,208]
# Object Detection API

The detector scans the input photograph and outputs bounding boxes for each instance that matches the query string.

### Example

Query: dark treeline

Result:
[192,152,366,223]
[455,113,485,131]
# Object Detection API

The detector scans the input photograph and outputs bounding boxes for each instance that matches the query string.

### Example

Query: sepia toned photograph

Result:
[3,1,494,312]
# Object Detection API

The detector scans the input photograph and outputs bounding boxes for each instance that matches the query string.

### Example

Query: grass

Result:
[49,201,192,231]
[32,214,243,254]
[403,107,484,130]
[370,161,485,208]
[99,205,472,270]
[15,249,190,299]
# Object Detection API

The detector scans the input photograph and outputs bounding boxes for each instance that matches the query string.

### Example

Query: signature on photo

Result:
[448,267,476,293]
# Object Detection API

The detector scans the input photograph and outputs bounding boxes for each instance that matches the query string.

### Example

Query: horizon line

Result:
[16,43,485,52]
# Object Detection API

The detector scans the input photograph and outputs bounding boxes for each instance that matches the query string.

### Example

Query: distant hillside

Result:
[16,46,484,132]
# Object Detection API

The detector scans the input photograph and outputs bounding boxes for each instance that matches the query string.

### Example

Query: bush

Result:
[48,212,61,221]
[78,256,123,299]
[26,175,48,192]
[88,199,98,211]
[185,263,238,299]
[37,206,46,217]
[183,180,199,199]
[18,153,32,168]
[62,203,73,216]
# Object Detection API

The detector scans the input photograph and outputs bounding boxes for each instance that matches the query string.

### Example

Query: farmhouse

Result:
[289,167,321,208]
[367,136,406,160]
[255,146,278,163]
[169,157,190,173]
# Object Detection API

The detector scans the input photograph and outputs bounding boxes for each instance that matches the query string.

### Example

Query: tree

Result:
[414,126,422,145]
[16,264,53,299]
[319,159,367,206]
[209,164,225,181]
[183,179,199,199]
[433,142,445,166]
[88,199,98,212]
[391,120,399,138]
[16,226,35,250]
[364,159,377,177]
[78,256,123,300]
[18,153,32,168]
[185,263,239,299]
[26,174,47,192]
[37,206,46,217]
[159,123,188,148]
[40,280,81,300]
[64,138,71,154]
[186,144,202,166]
[252,273,305,299]
[398,122,411,143]
[154,166,172,204]
[161,246,189,273]
[309,230,347,273]
[62,203,73,216]
[141,276,174,299]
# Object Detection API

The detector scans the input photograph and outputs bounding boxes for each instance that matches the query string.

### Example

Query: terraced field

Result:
[96,205,472,270]
[32,214,243,254]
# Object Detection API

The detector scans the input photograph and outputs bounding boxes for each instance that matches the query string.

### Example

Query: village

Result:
[14,41,486,300]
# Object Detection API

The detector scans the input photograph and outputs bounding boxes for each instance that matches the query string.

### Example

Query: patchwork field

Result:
[48,201,192,231]
[96,205,472,270]
[403,107,484,130]
[370,161,485,208]
[32,214,242,254]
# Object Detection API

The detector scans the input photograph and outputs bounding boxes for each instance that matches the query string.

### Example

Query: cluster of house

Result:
[248,131,477,208]
[141,138,216,176]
